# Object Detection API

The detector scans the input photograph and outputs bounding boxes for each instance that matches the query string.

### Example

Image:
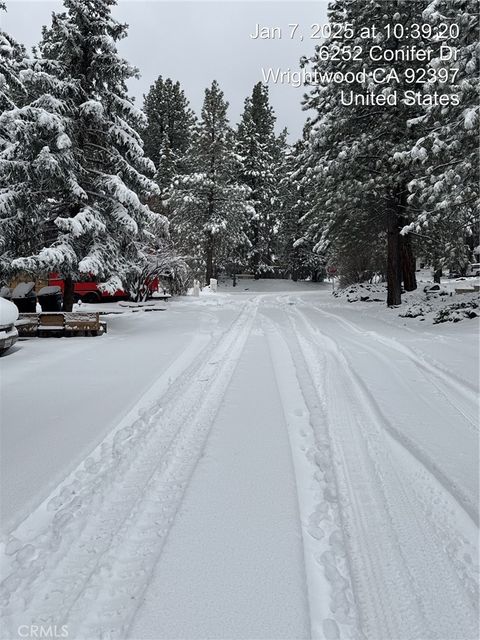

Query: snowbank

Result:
[332,281,480,324]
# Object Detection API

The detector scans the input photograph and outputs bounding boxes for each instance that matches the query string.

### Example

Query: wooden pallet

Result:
[15,314,39,336]
[64,312,103,336]
[17,312,105,337]
[38,313,65,337]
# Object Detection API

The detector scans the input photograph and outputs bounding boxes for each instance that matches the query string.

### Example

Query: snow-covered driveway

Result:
[1,282,478,640]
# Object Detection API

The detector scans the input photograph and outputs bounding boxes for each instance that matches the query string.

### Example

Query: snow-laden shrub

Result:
[399,303,432,318]
[433,300,479,324]
[124,243,191,301]
[332,283,385,303]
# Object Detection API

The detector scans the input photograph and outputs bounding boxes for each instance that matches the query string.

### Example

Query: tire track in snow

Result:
[261,311,360,640]
[1,299,258,640]
[387,435,479,611]
[305,302,478,429]
[288,306,479,640]
[296,303,479,525]
[283,310,406,639]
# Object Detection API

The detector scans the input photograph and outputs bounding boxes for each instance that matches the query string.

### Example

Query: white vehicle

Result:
[0,297,19,354]
[466,262,480,277]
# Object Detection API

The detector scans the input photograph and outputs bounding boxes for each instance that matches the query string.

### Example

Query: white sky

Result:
[2,0,329,140]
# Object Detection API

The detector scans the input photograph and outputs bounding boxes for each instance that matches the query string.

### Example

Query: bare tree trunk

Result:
[205,188,215,285]
[252,222,260,280]
[205,234,214,285]
[131,276,149,302]
[386,208,402,307]
[432,249,443,283]
[63,276,75,312]
[400,231,417,291]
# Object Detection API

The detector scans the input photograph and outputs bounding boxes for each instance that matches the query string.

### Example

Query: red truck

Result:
[48,274,160,303]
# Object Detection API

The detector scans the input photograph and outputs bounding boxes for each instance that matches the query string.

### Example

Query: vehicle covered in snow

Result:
[0,297,19,354]
[466,263,480,277]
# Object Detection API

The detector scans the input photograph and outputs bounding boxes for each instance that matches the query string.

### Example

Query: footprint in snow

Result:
[323,618,340,639]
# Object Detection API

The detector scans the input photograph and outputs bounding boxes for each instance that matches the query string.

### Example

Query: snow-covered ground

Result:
[1,280,478,640]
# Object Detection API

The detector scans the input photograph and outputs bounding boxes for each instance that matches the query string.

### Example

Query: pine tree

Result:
[0,12,80,285]
[400,0,479,273]
[0,2,27,113]
[301,0,430,305]
[142,76,195,209]
[142,77,194,170]
[170,80,251,283]
[236,83,280,278]
[5,0,165,309]
[0,2,26,276]
[278,137,325,281]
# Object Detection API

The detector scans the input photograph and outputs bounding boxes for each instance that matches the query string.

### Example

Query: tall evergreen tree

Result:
[170,80,250,283]
[142,77,194,167]
[236,83,280,278]
[0,1,27,113]
[278,136,325,281]
[0,9,80,284]
[4,0,165,309]
[301,0,430,305]
[400,0,479,273]
[142,76,195,208]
